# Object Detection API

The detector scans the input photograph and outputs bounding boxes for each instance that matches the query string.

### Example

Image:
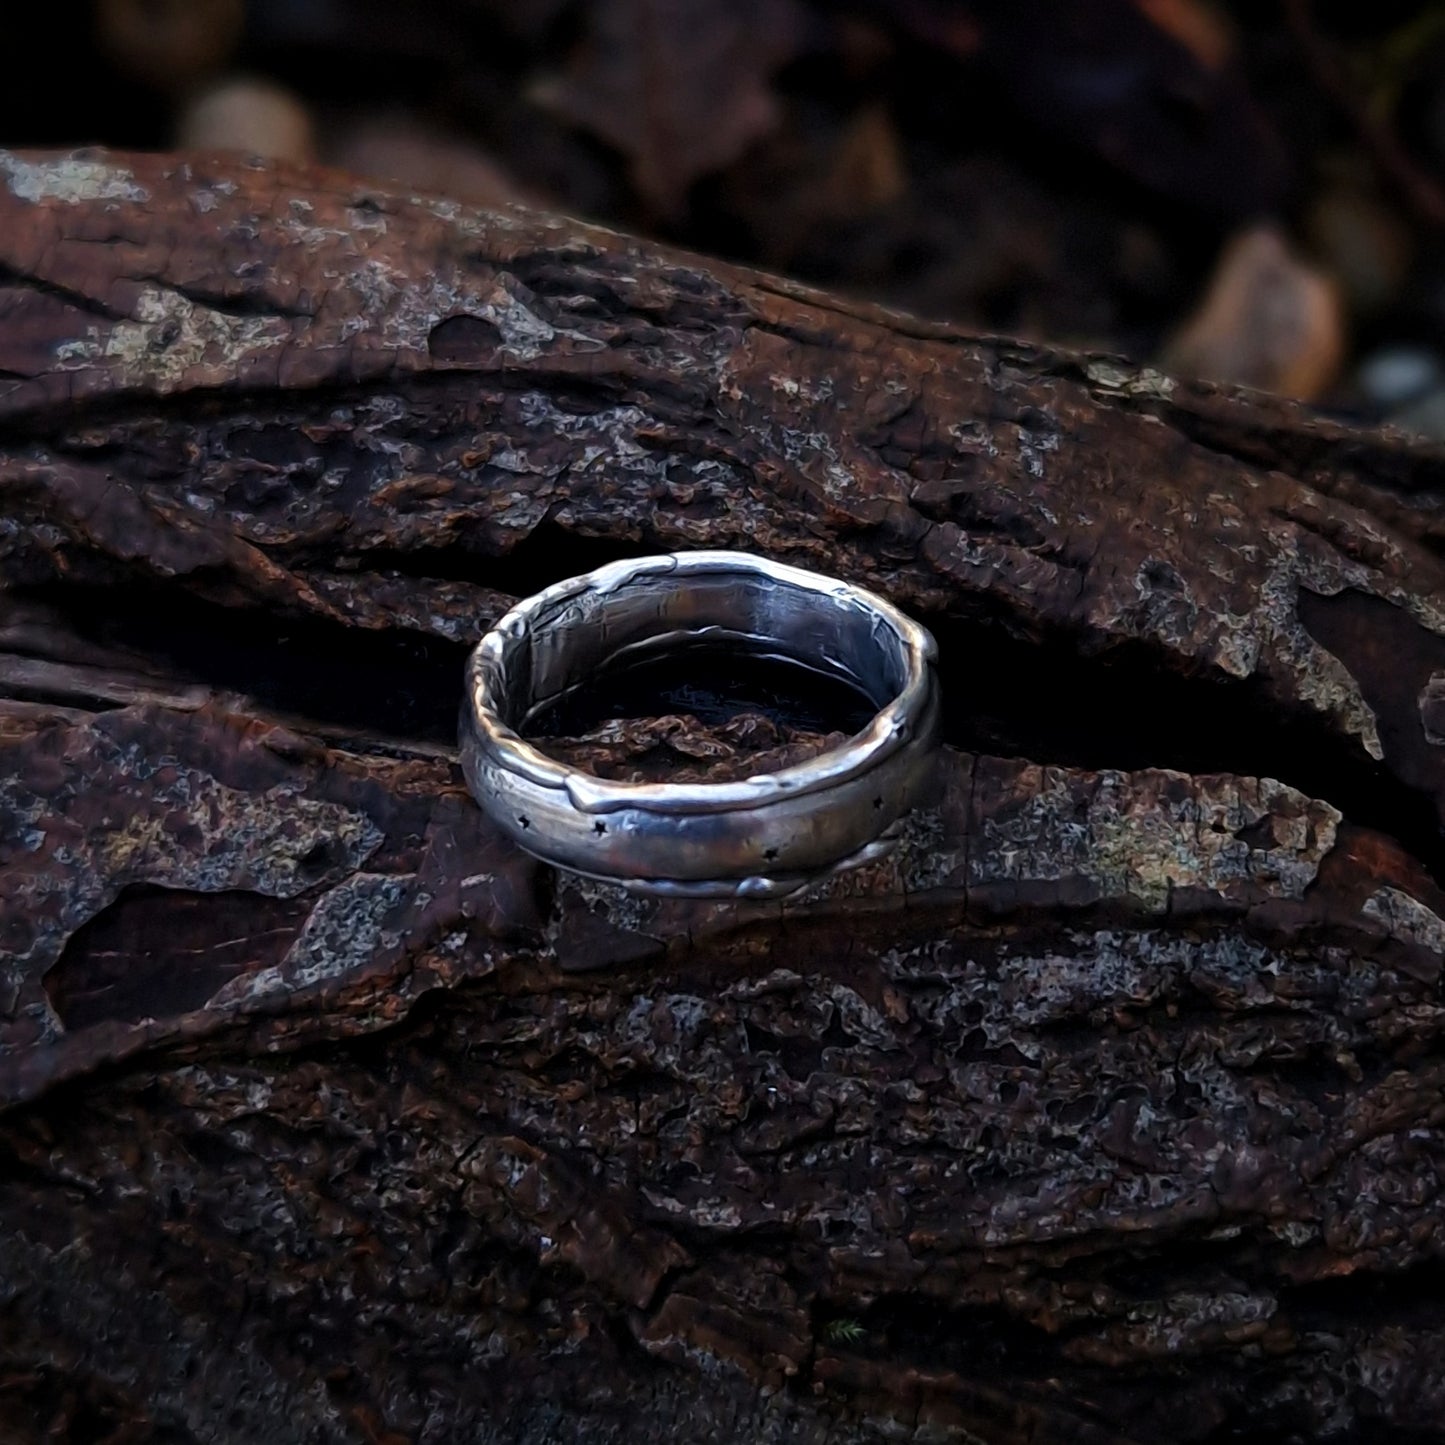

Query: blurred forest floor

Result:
[11,0,1445,429]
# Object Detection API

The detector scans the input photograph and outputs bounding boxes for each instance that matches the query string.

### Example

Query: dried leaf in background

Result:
[1162,225,1345,399]
[887,0,1289,216]
[97,0,244,91]
[176,77,316,164]
[535,0,809,216]
[329,115,538,210]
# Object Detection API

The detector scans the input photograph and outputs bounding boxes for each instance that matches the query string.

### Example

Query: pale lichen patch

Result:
[0,152,149,205]
[208,872,409,1006]
[1083,359,1176,400]
[974,767,1340,910]
[1362,887,1445,955]
[53,285,289,390]
[1255,571,1386,761]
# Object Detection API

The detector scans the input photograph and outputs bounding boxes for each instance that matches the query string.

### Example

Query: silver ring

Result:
[460,551,940,898]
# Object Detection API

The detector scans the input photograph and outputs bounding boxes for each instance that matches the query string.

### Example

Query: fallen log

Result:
[3,148,1445,1444]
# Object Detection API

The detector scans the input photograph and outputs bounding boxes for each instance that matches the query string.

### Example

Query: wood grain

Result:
[4,148,1445,1444]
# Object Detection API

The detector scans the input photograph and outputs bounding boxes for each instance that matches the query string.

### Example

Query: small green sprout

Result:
[823,1316,866,1345]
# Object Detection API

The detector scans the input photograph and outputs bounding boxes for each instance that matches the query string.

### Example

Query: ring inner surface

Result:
[505,569,909,739]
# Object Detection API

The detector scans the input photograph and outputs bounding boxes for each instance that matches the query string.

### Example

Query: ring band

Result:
[460,552,941,898]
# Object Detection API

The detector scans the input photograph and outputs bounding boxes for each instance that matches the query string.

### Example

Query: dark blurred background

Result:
[7,0,1445,426]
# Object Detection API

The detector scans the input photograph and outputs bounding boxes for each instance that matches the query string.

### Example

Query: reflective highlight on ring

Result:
[460,551,941,898]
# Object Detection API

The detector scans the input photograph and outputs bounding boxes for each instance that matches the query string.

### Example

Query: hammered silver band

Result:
[460,551,940,898]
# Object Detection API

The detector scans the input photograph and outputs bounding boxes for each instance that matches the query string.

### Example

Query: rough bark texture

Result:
[4,148,1445,1444]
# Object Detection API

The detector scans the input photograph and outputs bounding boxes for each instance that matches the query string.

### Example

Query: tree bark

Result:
[4,148,1445,1444]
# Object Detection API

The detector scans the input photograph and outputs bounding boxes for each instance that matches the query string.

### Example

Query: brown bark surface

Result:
[4,148,1445,1444]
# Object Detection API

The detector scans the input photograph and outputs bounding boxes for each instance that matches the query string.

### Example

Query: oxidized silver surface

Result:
[460,551,941,898]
